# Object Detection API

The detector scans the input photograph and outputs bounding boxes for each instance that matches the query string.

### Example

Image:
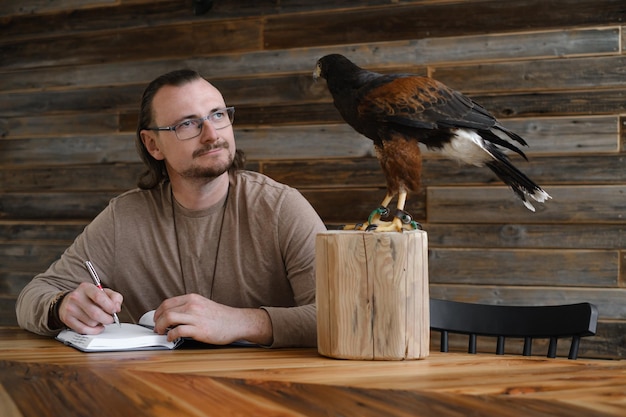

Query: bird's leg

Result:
[367,193,394,225]
[396,191,422,230]
[343,193,394,231]
[371,191,421,232]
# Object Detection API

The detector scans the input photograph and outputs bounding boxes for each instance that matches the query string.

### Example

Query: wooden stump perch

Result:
[316,230,429,360]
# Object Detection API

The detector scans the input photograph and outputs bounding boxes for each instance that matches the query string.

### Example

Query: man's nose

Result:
[199,118,219,142]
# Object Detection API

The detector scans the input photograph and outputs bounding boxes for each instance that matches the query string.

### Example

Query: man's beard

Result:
[180,142,234,180]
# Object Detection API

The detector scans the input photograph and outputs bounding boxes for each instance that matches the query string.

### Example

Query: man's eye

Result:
[177,120,195,130]
[211,111,226,120]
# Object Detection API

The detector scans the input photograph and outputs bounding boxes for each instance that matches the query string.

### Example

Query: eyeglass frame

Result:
[145,106,235,141]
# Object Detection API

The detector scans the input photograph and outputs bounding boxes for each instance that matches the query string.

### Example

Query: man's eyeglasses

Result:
[146,107,235,141]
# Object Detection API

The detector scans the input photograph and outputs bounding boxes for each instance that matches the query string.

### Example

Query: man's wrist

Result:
[248,308,273,346]
[48,291,70,329]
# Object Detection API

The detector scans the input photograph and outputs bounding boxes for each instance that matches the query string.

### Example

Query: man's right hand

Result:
[56,282,123,334]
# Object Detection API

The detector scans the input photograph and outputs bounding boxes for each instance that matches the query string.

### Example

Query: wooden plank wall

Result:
[1,0,625,358]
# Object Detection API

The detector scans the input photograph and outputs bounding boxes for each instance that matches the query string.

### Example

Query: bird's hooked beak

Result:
[313,62,322,81]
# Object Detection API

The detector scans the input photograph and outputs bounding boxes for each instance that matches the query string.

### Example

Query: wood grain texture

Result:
[429,285,626,320]
[0,20,262,70]
[427,185,626,224]
[0,0,115,17]
[2,28,616,93]
[316,231,429,360]
[0,192,116,220]
[263,0,626,49]
[428,248,620,287]
[432,55,626,94]
[1,328,626,416]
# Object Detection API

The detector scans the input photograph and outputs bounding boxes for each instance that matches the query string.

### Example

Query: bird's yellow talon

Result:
[342,223,366,231]
[367,206,388,224]
[410,221,422,230]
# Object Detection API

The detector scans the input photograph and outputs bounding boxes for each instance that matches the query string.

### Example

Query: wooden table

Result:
[1,327,625,417]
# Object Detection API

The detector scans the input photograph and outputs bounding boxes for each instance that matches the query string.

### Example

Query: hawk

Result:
[313,54,550,232]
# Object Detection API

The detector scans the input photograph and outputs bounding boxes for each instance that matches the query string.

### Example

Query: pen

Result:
[84,260,121,327]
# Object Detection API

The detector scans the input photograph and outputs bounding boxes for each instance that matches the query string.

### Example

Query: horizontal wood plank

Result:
[0,0,409,42]
[235,89,626,122]
[302,188,425,225]
[2,161,624,224]
[5,221,620,251]
[492,116,618,154]
[0,135,139,166]
[0,220,87,241]
[421,154,626,186]
[264,153,625,192]
[0,86,143,117]
[263,0,626,49]
[0,243,67,274]
[5,92,625,142]
[429,284,626,320]
[0,116,618,166]
[427,185,626,224]
[425,223,626,250]
[0,20,262,70]
[126,116,623,157]
[469,89,626,118]
[1,28,617,93]
[429,248,619,287]
[0,188,422,222]
[235,125,375,160]
[4,57,626,118]
[0,164,142,192]
[0,0,116,17]
[0,192,116,220]
[5,229,623,297]
[0,114,121,139]
[580,320,626,358]
[0,298,18,326]
[432,55,626,94]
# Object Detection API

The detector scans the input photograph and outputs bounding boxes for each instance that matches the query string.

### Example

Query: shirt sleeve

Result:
[15,203,117,336]
[261,188,326,348]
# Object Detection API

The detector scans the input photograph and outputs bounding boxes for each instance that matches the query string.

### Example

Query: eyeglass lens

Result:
[175,108,234,140]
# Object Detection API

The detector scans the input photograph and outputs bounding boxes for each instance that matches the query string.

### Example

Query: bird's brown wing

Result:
[357,76,493,129]
[356,76,528,156]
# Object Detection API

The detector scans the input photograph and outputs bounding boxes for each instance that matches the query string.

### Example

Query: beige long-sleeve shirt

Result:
[16,170,326,347]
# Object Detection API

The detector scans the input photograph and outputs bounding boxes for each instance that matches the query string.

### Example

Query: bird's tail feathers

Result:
[480,129,528,161]
[485,156,551,212]
[493,125,528,147]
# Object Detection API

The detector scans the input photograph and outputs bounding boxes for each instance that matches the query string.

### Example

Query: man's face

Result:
[141,78,236,182]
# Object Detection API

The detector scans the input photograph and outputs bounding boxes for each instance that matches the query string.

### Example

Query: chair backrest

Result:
[430,299,598,359]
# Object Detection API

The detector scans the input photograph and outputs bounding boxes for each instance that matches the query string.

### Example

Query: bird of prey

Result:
[313,54,551,232]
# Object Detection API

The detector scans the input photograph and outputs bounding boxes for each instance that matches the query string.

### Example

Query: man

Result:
[15,69,326,348]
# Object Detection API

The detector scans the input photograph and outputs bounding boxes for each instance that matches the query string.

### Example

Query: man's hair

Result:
[135,68,245,189]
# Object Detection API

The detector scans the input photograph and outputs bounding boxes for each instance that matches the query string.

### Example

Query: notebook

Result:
[55,310,182,352]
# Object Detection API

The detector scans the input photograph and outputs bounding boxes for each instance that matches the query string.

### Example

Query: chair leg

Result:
[568,336,580,360]
[469,334,477,354]
[523,337,532,356]
[496,336,505,355]
[440,331,449,352]
[548,337,558,358]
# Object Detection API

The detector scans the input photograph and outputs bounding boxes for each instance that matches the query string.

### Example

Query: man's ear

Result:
[140,130,165,161]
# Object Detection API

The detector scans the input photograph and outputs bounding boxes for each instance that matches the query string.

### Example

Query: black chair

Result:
[430,299,598,360]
